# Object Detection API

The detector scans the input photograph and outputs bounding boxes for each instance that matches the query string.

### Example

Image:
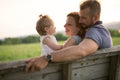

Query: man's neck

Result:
[94,21,102,25]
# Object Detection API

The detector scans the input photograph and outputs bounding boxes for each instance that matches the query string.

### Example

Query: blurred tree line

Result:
[0,33,68,45]
[0,30,119,45]
[109,29,120,37]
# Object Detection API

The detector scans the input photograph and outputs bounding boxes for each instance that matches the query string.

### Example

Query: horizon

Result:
[0,21,120,40]
[0,0,120,39]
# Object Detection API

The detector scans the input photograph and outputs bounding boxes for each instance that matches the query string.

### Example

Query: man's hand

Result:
[25,56,48,72]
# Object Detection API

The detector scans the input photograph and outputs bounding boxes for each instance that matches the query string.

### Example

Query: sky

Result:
[0,0,120,39]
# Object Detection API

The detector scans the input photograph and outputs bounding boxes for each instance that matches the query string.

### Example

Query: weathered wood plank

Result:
[72,62,109,80]
[62,63,72,80]
[0,71,62,80]
[0,61,62,74]
[93,77,108,80]
[109,55,120,80]
[72,57,109,68]
[115,55,120,80]
[0,63,62,80]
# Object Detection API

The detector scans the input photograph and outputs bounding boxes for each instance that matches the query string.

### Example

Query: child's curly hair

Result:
[36,14,54,35]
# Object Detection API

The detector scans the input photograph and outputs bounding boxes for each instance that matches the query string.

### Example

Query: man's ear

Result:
[92,15,99,23]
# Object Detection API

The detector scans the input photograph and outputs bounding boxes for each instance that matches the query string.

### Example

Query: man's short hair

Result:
[80,0,101,18]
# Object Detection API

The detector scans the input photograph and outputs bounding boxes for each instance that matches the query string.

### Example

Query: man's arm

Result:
[51,38,98,62]
[25,38,98,72]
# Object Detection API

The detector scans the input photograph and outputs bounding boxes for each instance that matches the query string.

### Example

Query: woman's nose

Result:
[64,24,66,28]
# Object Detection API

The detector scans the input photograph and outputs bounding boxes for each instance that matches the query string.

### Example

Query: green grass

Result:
[0,43,41,62]
[112,37,120,46]
[0,38,120,62]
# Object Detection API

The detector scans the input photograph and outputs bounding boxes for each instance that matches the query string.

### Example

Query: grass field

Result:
[0,37,120,62]
[0,43,41,62]
[112,37,120,46]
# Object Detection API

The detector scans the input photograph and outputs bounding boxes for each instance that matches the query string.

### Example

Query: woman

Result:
[63,12,85,48]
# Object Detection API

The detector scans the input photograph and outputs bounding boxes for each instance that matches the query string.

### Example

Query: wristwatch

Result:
[45,54,52,62]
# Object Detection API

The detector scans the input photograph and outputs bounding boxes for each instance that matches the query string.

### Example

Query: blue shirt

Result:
[85,21,112,49]
[73,35,82,44]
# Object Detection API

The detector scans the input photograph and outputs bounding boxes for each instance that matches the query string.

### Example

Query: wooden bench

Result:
[0,46,120,80]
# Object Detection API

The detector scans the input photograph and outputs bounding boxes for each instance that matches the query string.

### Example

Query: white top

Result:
[40,35,58,56]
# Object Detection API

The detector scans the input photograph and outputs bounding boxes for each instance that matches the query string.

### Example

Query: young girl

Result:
[63,12,85,48]
[36,15,63,56]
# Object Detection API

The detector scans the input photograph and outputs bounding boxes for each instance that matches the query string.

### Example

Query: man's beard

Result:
[80,23,92,30]
[80,21,94,30]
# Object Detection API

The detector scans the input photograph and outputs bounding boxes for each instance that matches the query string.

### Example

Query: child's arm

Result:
[63,36,82,48]
[43,37,63,50]
[63,37,76,48]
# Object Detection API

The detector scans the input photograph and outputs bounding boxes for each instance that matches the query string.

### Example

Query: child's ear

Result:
[45,27,48,32]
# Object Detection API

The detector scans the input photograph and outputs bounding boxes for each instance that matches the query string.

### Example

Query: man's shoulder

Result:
[89,24,107,32]
[86,24,112,49]
[91,24,104,29]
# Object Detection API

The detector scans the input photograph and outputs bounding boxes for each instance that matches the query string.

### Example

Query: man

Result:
[25,0,112,72]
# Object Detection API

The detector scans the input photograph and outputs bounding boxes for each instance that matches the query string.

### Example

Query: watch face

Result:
[47,55,51,59]
[47,55,51,62]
